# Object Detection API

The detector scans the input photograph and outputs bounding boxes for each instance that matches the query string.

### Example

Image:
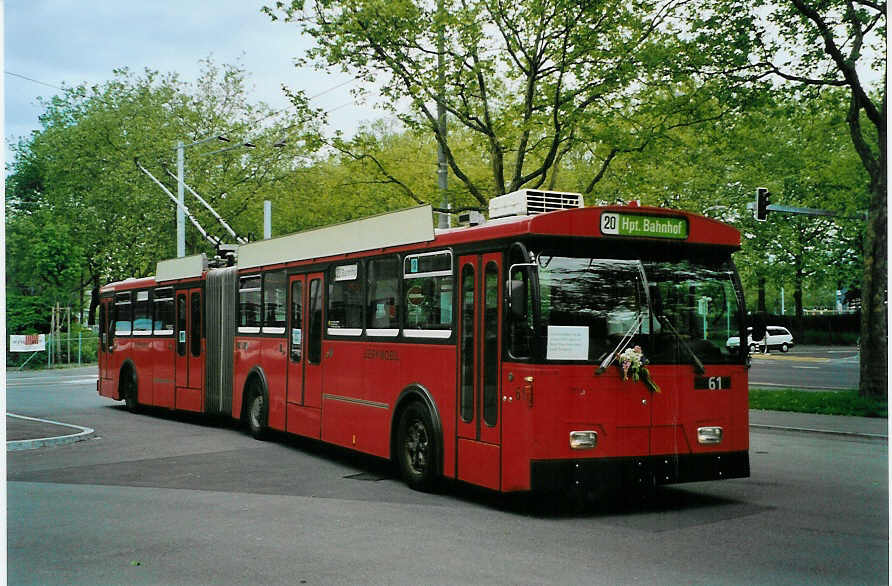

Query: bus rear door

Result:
[98,298,115,397]
[174,288,204,412]
[456,253,503,490]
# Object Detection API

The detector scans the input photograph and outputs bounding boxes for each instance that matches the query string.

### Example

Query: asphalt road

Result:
[6,366,887,585]
[748,345,859,390]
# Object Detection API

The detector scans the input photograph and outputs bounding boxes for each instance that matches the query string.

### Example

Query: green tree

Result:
[685,0,885,397]
[265,0,727,210]
[6,60,313,326]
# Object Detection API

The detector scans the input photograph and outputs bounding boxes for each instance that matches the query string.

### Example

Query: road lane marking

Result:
[750,355,830,362]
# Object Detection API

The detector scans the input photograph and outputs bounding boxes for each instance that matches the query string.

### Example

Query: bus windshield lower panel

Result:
[523,251,745,366]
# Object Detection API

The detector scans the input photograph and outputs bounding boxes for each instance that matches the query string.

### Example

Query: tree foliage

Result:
[265,0,730,208]
[5,60,314,328]
[684,0,885,396]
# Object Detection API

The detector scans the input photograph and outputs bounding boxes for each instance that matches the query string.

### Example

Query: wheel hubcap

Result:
[250,394,263,427]
[404,420,429,475]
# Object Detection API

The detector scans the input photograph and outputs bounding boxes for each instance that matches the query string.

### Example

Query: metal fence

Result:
[7,331,100,370]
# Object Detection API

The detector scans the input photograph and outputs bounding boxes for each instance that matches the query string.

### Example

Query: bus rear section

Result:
[498,236,750,493]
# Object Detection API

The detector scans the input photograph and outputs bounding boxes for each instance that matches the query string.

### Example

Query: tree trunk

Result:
[757,277,766,313]
[88,274,101,326]
[859,172,887,399]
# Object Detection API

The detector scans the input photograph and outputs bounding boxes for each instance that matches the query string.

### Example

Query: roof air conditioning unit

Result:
[488,189,584,219]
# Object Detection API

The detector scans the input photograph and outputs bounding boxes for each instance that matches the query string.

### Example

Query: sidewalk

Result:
[6,413,95,451]
[749,409,887,440]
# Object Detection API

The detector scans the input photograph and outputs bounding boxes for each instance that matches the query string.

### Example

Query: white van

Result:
[726,326,795,353]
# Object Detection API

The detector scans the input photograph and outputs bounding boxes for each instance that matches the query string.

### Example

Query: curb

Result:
[6,413,96,451]
[751,423,887,441]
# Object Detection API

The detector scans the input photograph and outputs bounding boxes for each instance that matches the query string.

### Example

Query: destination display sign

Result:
[600,212,688,239]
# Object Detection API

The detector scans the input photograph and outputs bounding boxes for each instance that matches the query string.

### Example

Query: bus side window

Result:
[508,265,534,359]
[328,263,363,335]
[115,292,132,336]
[403,251,453,337]
[366,257,400,334]
[133,291,151,335]
[262,271,287,335]
[290,280,303,361]
[238,275,261,334]
[307,278,323,364]
[177,293,187,356]
[153,287,175,335]
[190,292,202,357]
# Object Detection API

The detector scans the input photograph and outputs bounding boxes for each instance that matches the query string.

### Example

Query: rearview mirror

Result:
[508,279,526,319]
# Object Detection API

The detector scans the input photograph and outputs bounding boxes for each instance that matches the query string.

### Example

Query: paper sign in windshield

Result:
[546,326,589,361]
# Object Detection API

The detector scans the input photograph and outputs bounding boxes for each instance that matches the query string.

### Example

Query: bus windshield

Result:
[533,253,745,365]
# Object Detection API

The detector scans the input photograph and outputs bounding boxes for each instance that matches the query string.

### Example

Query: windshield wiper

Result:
[655,313,706,375]
[595,312,644,375]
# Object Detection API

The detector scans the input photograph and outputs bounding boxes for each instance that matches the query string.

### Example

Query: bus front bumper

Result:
[530,451,750,493]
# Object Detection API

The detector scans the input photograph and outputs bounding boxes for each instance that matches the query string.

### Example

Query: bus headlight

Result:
[569,430,598,450]
[697,426,723,445]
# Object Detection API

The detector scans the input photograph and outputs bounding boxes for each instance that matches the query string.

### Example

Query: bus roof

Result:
[432,205,740,249]
[101,202,740,291]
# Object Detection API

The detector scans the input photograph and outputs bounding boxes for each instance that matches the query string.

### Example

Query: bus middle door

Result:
[456,253,503,490]
[285,273,323,438]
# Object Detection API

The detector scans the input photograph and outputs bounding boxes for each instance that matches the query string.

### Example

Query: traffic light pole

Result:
[752,187,866,221]
[765,203,867,220]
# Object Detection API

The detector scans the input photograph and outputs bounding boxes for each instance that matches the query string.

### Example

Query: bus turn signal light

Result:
[569,431,598,450]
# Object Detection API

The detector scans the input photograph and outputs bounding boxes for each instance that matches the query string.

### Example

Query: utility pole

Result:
[436,0,449,229]
[177,140,185,257]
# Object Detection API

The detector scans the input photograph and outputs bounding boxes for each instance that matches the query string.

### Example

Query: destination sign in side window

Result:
[601,212,688,240]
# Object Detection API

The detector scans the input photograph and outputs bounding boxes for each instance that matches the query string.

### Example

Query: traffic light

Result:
[755,187,770,221]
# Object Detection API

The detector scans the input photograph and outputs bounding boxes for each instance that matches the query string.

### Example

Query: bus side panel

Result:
[153,337,175,409]
[261,338,287,432]
[322,398,390,456]
[232,337,261,420]
[397,344,457,479]
[286,404,322,439]
[320,339,390,457]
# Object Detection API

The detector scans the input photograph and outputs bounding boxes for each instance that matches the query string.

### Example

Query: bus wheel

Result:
[123,369,139,413]
[396,402,437,492]
[246,382,268,440]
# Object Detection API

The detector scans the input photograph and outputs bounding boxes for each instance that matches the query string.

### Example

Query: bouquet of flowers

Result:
[616,346,660,393]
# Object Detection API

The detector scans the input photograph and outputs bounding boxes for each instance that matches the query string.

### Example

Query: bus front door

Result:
[455,253,503,490]
[285,273,323,438]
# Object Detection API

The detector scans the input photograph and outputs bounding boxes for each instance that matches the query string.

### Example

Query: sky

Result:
[3,1,382,154]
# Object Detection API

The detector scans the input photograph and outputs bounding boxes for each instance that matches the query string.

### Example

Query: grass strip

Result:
[749,388,887,418]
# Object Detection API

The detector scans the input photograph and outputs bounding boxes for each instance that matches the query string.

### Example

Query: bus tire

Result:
[245,380,268,440]
[396,401,438,492]
[122,367,139,413]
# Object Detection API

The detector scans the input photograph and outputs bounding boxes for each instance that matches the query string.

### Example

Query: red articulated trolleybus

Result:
[98,189,750,494]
